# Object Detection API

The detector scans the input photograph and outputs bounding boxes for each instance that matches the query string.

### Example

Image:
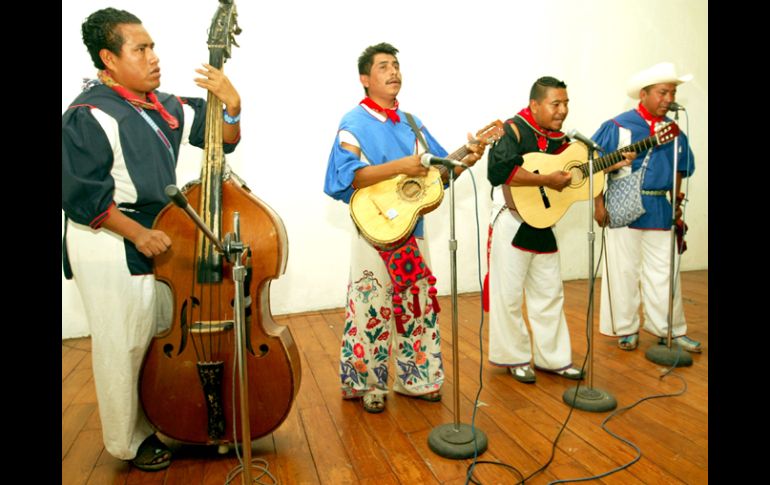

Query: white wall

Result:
[62,0,708,338]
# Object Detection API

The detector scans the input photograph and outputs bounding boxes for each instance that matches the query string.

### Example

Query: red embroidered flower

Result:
[353,343,364,358]
[380,307,392,320]
[353,360,367,373]
[415,351,427,365]
[413,340,421,351]
[348,327,357,336]
[366,317,381,329]
[377,331,390,341]
[412,325,422,337]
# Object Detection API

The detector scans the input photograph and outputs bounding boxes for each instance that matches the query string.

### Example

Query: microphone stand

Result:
[165,186,255,484]
[428,162,488,459]
[562,144,617,412]
[645,109,693,367]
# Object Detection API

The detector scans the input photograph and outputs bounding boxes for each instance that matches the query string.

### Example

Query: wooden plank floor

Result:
[62,270,708,485]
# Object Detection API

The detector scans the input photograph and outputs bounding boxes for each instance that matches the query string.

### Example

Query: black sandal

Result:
[131,434,172,472]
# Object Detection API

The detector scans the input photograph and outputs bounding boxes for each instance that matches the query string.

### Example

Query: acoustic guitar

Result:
[350,120,504,248]
[508,121,680,228]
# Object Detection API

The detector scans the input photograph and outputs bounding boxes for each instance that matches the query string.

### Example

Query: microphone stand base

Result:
[645,344,693,367]
[428,423,488,460]
[562,386,617,413]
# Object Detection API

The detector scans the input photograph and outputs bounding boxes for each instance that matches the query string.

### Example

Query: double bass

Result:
[139,0,301,445]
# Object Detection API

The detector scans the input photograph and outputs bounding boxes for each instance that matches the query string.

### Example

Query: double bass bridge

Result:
[190,320,235,333]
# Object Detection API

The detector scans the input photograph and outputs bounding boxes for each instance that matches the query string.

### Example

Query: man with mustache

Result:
[324,42,484,413]
[591,62,700,353]
[62,7,241,471]
[485,77,623,383]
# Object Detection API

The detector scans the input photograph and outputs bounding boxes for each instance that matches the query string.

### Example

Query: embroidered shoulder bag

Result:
[604,150,652,228]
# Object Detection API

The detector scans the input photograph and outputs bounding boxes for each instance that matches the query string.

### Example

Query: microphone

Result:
[568,129,605,152]
[164,185,225,253]
[420,153,468,169]
[668,102,686,111]
[165,185,189,208]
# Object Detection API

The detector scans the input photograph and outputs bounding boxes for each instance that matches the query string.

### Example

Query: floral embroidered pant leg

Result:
[340,232,444,398]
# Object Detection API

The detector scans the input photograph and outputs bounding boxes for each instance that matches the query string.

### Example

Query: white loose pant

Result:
[599,226,686,338]
[487,208,573,370]
[66,220,171,460]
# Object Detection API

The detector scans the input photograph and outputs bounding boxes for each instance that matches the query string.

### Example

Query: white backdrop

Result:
[62,0,708,338]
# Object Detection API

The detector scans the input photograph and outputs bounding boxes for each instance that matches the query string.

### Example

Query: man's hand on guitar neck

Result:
[460,132,486,168]
[439,133,489,183]
[603,152,636,174]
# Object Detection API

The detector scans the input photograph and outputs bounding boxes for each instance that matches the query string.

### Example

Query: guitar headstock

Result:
[207,0,241,66]
[655,121,680,145]
[474,120,505,145]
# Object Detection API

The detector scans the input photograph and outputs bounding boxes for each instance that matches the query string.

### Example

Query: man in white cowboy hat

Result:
[590,62,701,353]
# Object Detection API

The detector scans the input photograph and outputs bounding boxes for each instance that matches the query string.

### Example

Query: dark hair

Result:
[358,42,399,76]
[81,8,142,69]
[529,76,567,102]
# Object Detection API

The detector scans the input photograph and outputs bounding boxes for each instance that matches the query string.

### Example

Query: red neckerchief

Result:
[98,70,179,130]
[515,107,566,151]
[635,102,665,135]
[360,97,400,124]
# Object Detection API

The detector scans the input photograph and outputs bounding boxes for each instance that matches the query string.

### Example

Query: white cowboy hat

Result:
[626,62,693,99]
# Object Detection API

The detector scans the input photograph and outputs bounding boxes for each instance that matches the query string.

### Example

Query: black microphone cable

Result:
[462,170,589,485]
[461,168,526,485]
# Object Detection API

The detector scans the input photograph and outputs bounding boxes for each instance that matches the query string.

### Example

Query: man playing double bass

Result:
[62,8,241,471]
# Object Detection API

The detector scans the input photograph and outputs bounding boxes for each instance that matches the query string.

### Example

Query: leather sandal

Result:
[362,392,385,413]
[510,365,536,383]
[131,434,171,472]
[536,365,585,380]
[618,334,639,351]
[659,335,702,353]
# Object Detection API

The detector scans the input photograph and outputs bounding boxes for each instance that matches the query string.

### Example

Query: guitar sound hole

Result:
[400,179,423,201]
[569,166,585,185]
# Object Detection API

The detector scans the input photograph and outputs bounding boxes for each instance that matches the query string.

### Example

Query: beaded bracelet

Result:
[223,108,240,124]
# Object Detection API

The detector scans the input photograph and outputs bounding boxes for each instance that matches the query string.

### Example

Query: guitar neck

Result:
[583,135,660,175]
[445,140,479,161]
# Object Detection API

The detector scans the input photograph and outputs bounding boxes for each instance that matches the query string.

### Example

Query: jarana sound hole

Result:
[400,179,423,200]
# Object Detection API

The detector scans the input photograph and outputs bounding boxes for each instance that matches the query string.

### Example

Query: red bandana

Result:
[98,70,179,130]
[515,107,566,151]
[360,97,400,124]
[635,102,665,135]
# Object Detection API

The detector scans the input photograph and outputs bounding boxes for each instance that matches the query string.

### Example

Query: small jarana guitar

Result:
[509,121,680,228]
[350,120,505,248]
